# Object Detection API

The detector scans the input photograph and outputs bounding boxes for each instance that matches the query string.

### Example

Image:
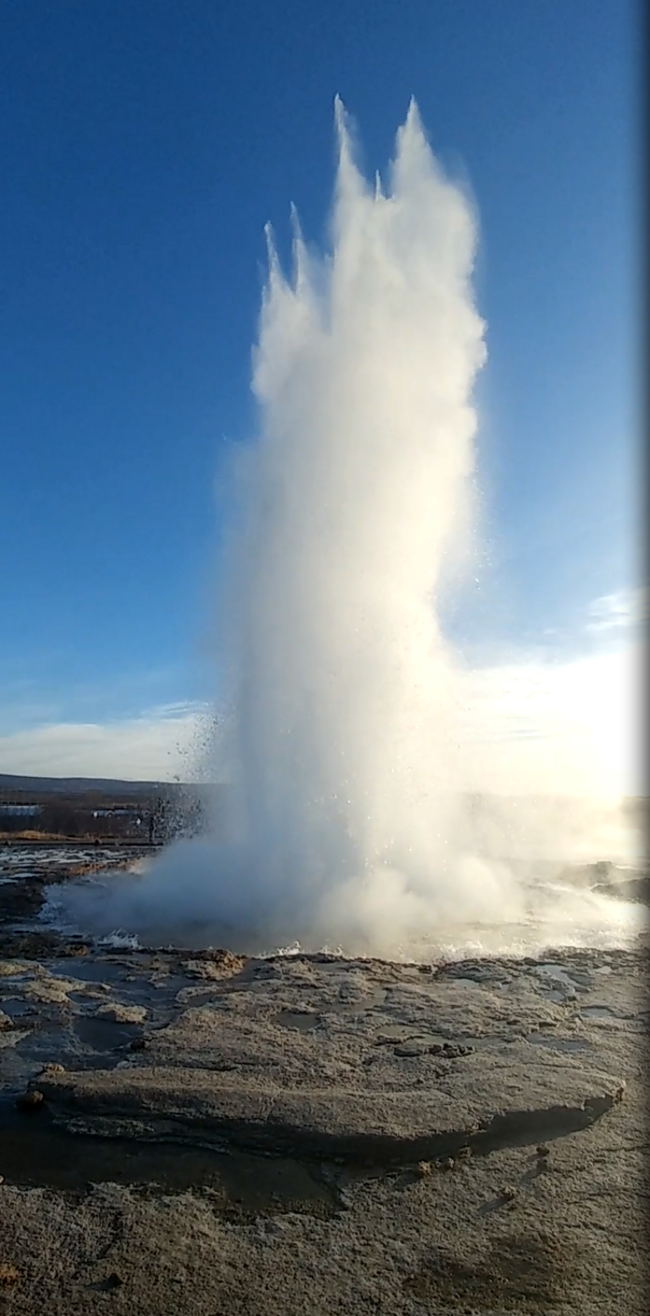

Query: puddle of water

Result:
[0,1103,337,1212]
[578,1004,643,1029]
[50,958,131,984]
[375,1023,422,1041]
[527,1032,590,1053]
[0,998,37,1019]
[73,1017,141,1051]
[321,989,387,1016]
[531,963,578,989]
[278,1010,320,1032]
[455,1034,507,1051]
[54,958,187,1019]
[7,1022,127,1078]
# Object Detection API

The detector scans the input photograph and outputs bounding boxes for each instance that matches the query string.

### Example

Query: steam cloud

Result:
[54,102,643,957]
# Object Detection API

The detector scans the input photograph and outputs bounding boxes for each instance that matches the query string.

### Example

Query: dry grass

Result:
[0,830,95,842]
[0,1263,20,1286]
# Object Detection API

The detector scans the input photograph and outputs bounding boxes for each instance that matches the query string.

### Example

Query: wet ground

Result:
[0,843,152,947]
[0,844,648,1314]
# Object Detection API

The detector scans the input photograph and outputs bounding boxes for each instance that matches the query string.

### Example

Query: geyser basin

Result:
[53,101,644,959]
[48,844,647,959]
[9,946,640,1167]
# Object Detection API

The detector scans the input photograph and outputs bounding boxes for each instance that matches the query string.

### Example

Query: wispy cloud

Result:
[457,642,643,796]
[0,663,198,733]
[0,643,643,797]
[585,587,647,633]
[0,703,209,782]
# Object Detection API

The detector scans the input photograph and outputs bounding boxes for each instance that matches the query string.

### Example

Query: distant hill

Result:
[0,774,223,841]
[0,773,184,797]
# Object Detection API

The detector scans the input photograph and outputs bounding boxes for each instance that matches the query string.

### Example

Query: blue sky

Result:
[0,0,642,787]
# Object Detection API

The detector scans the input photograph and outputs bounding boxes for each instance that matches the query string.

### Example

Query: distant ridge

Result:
[0,773,645,801]
[0,773,180,796]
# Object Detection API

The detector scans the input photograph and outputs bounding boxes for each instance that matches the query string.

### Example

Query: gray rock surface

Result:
[1,943,647,1314]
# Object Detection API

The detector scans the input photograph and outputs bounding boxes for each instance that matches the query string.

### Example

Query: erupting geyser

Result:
[215,97,489,947]
[54,101,643,957]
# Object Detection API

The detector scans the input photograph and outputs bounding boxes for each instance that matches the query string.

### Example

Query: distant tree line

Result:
[0,788,212,842]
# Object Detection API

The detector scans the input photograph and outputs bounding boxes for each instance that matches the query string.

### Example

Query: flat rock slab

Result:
[0,944,647,1316]
[36,1057,626,1162]
[7,945,643,1163]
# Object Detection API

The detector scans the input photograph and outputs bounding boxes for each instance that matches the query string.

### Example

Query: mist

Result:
[53,101,644,958]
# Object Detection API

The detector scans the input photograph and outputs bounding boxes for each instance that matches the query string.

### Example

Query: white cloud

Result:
[0,704,209,782]
[0,643,643,799]
[585,587,647,633]
[458,642,644,797]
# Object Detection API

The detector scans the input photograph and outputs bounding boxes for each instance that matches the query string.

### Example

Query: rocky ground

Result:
[0,848,648,1314]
